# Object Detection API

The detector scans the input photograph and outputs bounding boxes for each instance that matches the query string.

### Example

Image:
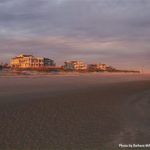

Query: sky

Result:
[0,0,150,72]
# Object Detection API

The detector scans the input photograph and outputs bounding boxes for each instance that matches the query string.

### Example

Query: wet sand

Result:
[0,73,150,149]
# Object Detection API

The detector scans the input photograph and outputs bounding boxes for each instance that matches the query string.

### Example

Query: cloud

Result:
[0,0,150,71]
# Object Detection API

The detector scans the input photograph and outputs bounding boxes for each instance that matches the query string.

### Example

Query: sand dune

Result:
[0,73,150,149]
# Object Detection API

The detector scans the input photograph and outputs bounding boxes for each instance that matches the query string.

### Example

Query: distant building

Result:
[106,66,116,71]
[11,54,55,68]
[0,62,2,70]
[88,64,107,71]
[2,63,10,69]
[64,61,87,71]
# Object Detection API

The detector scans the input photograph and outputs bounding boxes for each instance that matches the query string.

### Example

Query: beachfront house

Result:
[64,61,87,71]
[11,54,55,68]
[0,62,3,70]
[88,64,108,71]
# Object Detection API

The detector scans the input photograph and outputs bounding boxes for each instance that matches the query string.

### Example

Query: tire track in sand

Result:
[110,89,150,146]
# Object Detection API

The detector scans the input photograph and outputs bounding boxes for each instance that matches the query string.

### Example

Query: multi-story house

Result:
[88,64,107,71]
[11,54,55,68]
[64,61,87,71]
[0,63,2,70]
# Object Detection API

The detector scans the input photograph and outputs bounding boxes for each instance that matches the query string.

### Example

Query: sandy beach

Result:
[0,73,150,149]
